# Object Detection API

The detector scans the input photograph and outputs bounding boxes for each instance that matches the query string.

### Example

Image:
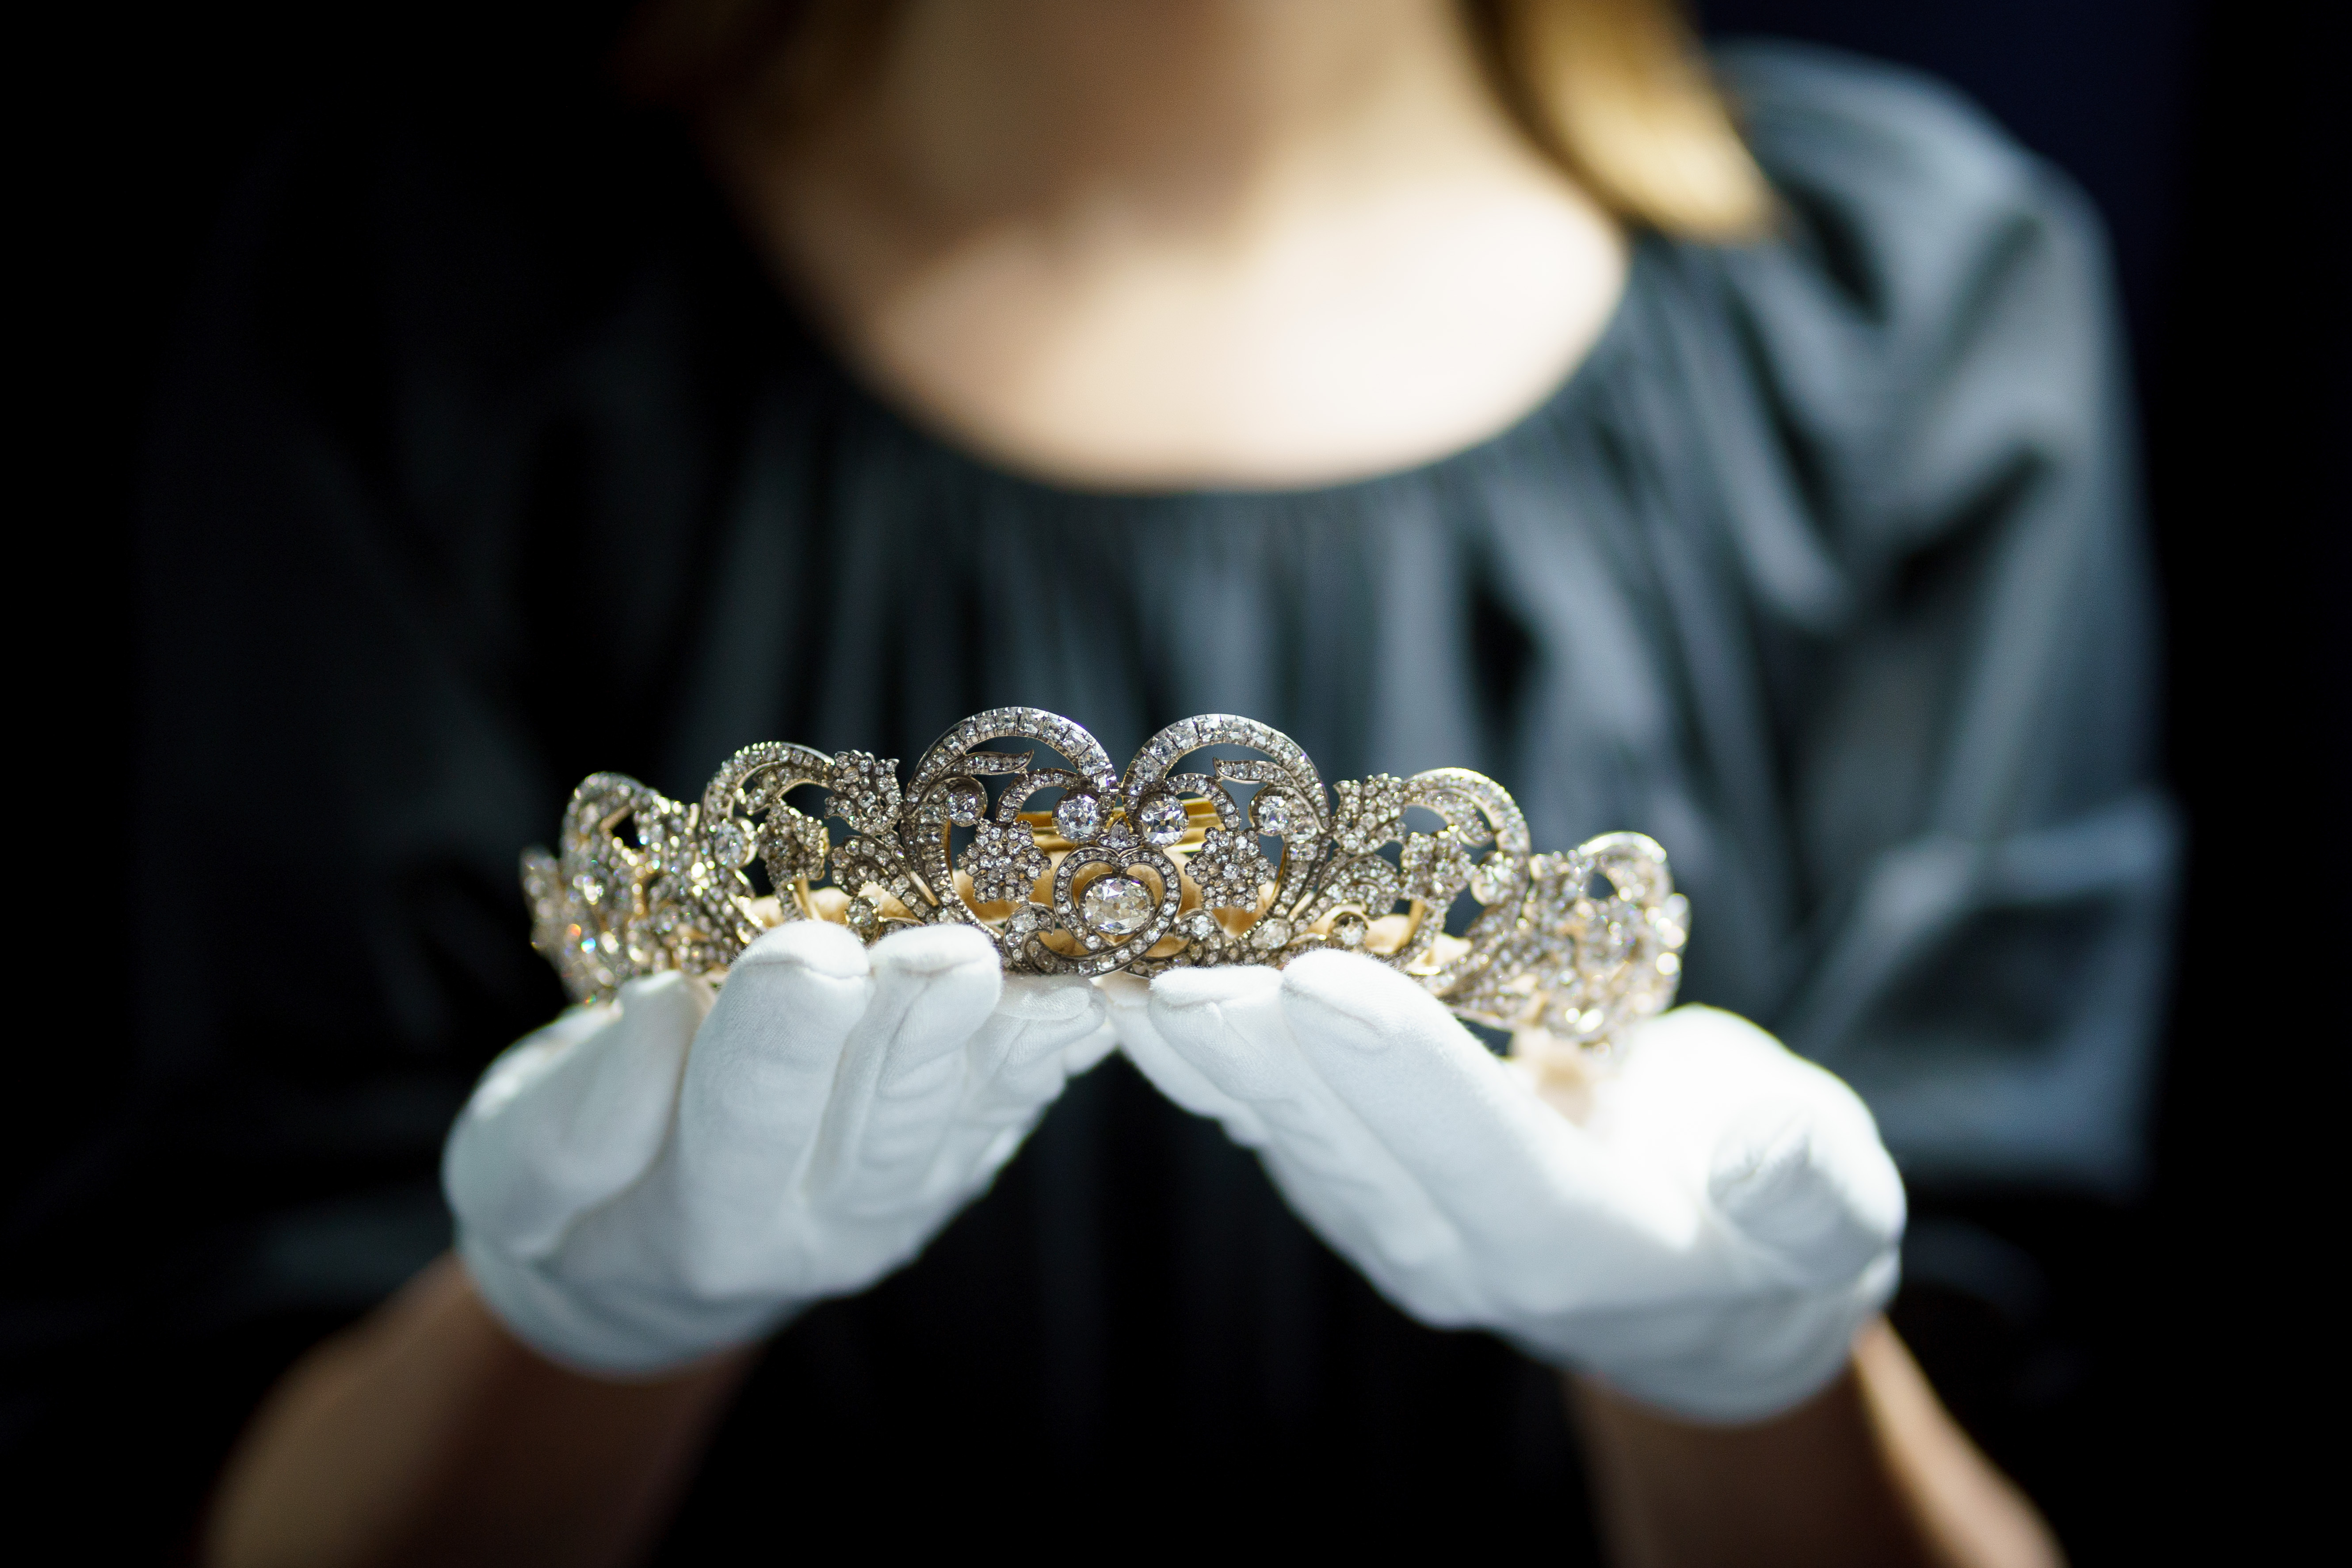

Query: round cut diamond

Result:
[944,779,986,828]
[1252,791,1294,836]
[1081,874,1153,936]
[1330,911,1368,948]
[1055,794,1104,841]
[1183,910,1219,940]
[1138,793,1188,845]
[709,819,754,869]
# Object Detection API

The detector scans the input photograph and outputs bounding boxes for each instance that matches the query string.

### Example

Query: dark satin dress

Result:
[14,42,2173,1557]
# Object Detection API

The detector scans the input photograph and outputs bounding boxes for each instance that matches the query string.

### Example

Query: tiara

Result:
[523,708,1688,1049]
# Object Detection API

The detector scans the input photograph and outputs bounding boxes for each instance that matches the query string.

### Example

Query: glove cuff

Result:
[458,1230,803,1380]
[1524,1254,1898,1425]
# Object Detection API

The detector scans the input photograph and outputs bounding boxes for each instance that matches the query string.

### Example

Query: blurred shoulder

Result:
[1709,41,2109,333]
[1718,40,2047,196]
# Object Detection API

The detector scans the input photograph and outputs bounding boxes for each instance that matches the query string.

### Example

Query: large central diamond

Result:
[1081,874,1153,936]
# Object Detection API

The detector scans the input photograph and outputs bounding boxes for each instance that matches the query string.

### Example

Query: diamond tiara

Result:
[523,708,1688,1049]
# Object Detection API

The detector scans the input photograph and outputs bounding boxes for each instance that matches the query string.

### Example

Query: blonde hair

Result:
[1468,0,1770,238]
[623,0,1770,241]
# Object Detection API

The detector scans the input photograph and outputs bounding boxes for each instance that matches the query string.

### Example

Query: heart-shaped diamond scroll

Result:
[523,708,1688,1049]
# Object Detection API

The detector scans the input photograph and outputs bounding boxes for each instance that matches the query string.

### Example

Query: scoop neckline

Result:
[792,240,1652,509]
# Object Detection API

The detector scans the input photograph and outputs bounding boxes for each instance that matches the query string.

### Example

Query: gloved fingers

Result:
[1277,951,1698,1294]
[1061,1010,1122,1078]
[1599,1009,1905,1287]
[924,974,1107,1186]
[444,973,704,1259]
[1597,1007,1865,1157]
[802,922,1004,1208]
[957,975,1106,1121]
[1147,964,1461,1272]
[1100,972,1271,1147]
[1145,965,1363,1160]
[1704,1097,1904,1287]
[668,920,874,1231]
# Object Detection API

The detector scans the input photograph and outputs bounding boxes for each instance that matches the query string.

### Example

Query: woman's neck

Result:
[718,0,1628,491]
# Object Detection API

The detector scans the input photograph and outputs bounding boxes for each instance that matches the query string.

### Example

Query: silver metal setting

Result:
[523,709,1688,1048]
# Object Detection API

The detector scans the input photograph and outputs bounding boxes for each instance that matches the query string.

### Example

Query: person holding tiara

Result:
[35,2,2169,1561]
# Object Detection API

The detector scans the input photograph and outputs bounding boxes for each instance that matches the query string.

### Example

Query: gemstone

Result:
[1081,875,1153,936]
[1250,917,1291,949]
[1183,911,1219,940]
[1008,905,1039,934]
[1138,793,1188,844]
[1055,794,1104,841]
[944,779,985,828]
[709,819,754,869]
[1330,911,1368,948]
[1582,913,1634,969]
[1469,853,1513,905]
[1252,791,1294,836]
[845,897,878,933]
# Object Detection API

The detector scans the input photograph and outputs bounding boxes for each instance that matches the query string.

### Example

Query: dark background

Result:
[10,0,2343,1558]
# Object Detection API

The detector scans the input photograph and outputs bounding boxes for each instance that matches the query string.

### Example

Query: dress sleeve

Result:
[1717,45,2179,1194]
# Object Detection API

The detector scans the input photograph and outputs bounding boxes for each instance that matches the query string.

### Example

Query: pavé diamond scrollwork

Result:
[523,709,1689,1049]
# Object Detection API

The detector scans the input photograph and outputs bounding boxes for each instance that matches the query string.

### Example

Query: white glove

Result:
[1109,952,1904,1422]
[445,921,1110,1376]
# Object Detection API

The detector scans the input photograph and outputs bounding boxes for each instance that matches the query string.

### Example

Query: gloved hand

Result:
[1109,951,1904,1422]
[446,921,1110,1376]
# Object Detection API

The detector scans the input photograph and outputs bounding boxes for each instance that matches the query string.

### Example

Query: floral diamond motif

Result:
[827,751,902,836]
[760,808,830,885]
[1188,827,1274,908]
[1331,774,1404,855]
[1400,830,1474,903]
[960,819,1050,904]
